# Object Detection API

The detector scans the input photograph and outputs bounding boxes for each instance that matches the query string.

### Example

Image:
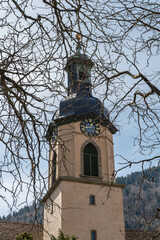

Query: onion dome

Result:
[46,34,117,140]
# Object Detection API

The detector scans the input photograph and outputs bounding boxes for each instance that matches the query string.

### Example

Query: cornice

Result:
[42,176,125,203]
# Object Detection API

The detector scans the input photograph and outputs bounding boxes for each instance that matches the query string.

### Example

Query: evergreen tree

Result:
[51,230,77,240]
[15,232,33,240]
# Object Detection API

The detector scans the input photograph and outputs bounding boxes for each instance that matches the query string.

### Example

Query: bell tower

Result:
[43,35,125,240]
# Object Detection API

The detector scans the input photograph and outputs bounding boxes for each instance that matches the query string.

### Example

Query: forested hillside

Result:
[117,166,160,230]
[0,202,43,224]
[1,166,160,229]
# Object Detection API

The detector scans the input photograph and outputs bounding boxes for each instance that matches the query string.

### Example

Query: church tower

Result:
[43,35,125,240]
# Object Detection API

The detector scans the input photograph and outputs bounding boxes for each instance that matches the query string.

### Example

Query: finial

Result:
[76,33,82,40]
[75,33,82,54]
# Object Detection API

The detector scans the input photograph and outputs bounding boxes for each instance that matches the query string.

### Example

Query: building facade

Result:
[43,37,125,240]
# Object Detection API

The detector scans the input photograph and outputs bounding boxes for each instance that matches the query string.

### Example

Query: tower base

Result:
[43,177,125,240]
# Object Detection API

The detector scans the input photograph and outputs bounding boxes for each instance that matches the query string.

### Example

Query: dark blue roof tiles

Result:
[48,94,118,136]
[54,93,108,121]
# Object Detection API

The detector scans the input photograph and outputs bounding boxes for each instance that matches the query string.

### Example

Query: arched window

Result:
[84,143,98,176]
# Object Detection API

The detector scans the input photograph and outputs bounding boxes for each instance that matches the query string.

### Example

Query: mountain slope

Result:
[0,202,43,224]
[117,166,160,229]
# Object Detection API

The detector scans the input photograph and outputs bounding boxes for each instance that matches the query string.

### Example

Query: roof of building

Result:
[125,229,160,240]
[54,92,112,126]
[0,221,43,240]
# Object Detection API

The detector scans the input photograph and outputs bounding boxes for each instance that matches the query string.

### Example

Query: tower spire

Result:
[65,33,94,95]
[75,33,82,54]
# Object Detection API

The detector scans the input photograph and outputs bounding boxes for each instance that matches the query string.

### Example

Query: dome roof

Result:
[54,93,107,120]
[51,92,117,134]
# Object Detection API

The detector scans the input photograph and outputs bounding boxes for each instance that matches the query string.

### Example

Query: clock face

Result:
[80,119,100,137]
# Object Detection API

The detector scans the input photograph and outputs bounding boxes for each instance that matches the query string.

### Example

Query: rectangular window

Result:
[90,195,95,205]
[91,230,97,240]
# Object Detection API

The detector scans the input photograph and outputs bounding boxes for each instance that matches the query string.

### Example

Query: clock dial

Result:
[80,119,100,137]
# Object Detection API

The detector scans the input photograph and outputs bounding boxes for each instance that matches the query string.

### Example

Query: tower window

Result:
[89,195,95,205]
[79,71,86,80]
[91,230,97,240]
[79,66,88,81]
[84,143,98,176]
[52,151,56,184]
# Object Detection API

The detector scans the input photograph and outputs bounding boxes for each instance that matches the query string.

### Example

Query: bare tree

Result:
[0,0,160,230]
